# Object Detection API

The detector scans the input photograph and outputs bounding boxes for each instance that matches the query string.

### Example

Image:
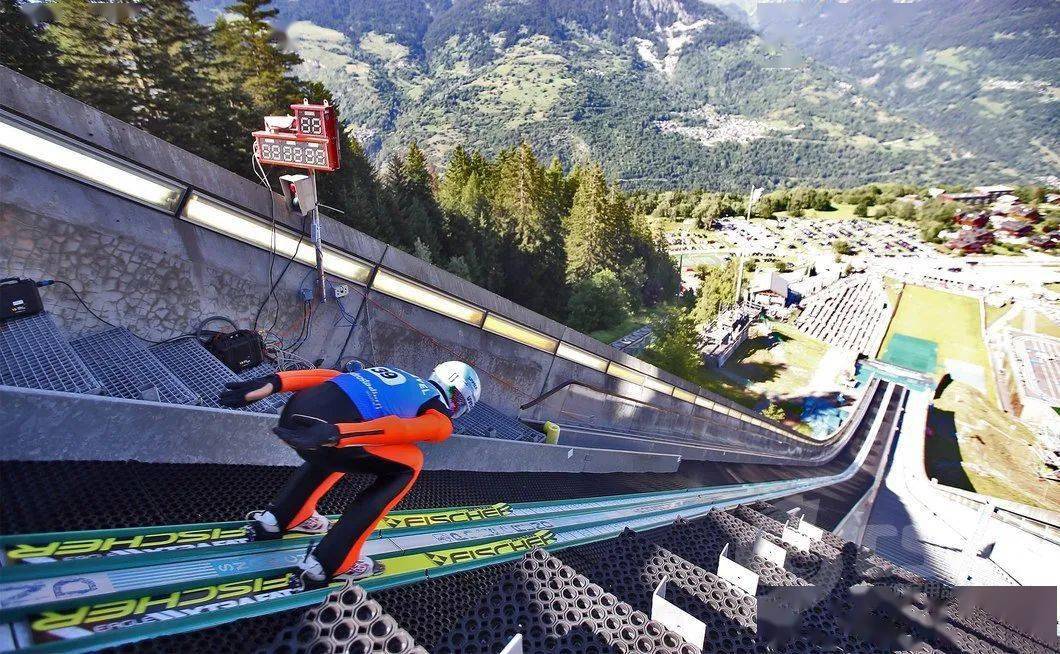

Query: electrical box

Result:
[206,330,264,373]
[0,278,43,321]
[279,173,318,215]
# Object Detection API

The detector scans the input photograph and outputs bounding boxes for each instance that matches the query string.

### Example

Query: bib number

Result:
[366,367,406,386]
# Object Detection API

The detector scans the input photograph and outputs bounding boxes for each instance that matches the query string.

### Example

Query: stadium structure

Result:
[1,67,1059,654]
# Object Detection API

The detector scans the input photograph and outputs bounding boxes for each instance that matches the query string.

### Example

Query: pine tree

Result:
[46,0,130,121]
[319,134,395,243]
[461,171,505,292]
[438,146,473,213]
[1,0,69,86]
[116,0,237,164]
[401,142,442,256]
[565,164,629,283]
[543,156,572,220]
[211,0,300,117]
[404,142,433,190]
[382,145,443,258]
[691,259,740,326]
[490,142,567,316]
[641,306,702,383]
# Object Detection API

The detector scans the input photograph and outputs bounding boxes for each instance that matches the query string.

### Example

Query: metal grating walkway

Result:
[70,328,198,404]
[150,338,281,414]
[0,312,102,394]
[453,402,544,443]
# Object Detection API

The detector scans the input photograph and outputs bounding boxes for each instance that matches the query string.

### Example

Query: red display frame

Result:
[253,131,340,172]
[289,103,338,140]
[253,102,341,172]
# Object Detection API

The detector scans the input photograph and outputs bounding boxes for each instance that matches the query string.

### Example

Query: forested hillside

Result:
[755,0,1060,184]
[186,0,988,190]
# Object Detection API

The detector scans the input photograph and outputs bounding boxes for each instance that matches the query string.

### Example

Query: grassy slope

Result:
[698,322,832,421]
[925,382,1059,512]
[983,302,1012,328]
[1034,313,1060,340]
[881,285,997,405]
[589,308,654,346]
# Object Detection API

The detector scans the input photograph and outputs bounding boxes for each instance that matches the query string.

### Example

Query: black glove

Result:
[218,375,279,408]
[273,415,341,450]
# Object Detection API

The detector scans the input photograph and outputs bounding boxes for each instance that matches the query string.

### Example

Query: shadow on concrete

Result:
[862,416,957,583]
[923,406,975,493]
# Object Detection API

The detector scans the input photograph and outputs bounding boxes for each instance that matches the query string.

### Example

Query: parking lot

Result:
[699,217,937,259]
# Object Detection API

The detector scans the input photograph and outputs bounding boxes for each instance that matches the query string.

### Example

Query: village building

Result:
[749,271,790,307]
[973,185,1016,201]
[1029,233,1058,250]
[945,227,994,253]
[941,191,992,206]
[997,220,1032,238]
[1010,205,1041,223]
[954,211,989,228]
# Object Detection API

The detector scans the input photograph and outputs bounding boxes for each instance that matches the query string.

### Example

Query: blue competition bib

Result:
[329,366,441,420]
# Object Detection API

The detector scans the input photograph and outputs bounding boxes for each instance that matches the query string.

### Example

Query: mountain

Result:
[193,0,1052,189]
[753,0,1060,186]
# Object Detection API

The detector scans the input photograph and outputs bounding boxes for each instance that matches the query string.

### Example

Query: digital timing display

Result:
[297,110,325,137]
[253,102,340,171]
[254,134,335,171]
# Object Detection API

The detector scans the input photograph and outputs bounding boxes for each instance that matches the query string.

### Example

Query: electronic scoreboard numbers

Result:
[290,103,336,138]
[253,102,340,172]
[254,133,338,171]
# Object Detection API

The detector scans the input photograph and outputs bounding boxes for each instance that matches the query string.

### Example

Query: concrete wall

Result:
[0,66,824,461]
[0,386,681,474]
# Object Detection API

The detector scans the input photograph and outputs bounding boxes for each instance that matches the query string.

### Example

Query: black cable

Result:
[45,280,188,345]
[253,213,310,332]
[289,302,314,353]
[332,290,367,368]
[197,315,239,333]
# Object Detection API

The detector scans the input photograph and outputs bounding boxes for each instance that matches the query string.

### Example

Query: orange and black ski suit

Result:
[267,368,452,577]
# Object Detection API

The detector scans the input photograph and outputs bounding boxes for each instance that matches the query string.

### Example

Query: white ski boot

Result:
[246,510,330,541]
[298,552,385,589]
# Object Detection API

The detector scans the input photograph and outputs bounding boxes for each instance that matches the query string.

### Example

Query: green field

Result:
[880,285,997,405]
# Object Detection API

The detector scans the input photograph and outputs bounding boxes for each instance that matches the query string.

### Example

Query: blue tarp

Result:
[800,395,849,439]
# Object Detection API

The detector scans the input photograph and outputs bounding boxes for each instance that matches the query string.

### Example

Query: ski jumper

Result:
[267,367,452,577]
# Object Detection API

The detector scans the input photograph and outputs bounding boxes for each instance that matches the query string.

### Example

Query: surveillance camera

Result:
[263,115,296,132]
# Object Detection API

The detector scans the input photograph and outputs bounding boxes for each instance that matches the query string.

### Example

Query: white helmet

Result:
[429,361,480,419]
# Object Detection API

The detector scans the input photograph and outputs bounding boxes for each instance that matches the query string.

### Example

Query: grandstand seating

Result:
[0,312,541,442]
[795,274,889,355]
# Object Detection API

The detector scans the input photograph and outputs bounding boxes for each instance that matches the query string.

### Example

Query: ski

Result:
[0,484,741,578]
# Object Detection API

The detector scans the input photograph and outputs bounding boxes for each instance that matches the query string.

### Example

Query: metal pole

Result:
[734,254,744,307]
[309,169,326,303]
